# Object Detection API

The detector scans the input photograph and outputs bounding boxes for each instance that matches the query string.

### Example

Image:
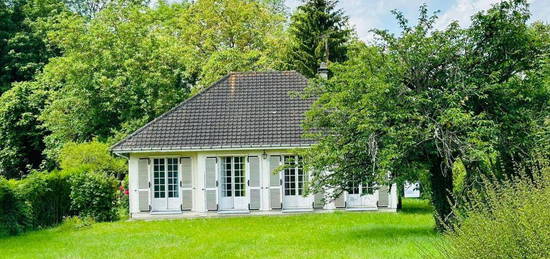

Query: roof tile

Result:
[111,71,315,152]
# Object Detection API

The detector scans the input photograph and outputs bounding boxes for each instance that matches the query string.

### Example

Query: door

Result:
[219,157,248,211]
[282,155,311,209]
[347,182,377,208]
[151,158,181,211]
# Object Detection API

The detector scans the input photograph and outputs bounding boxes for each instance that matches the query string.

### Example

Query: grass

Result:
[0,199,440,259]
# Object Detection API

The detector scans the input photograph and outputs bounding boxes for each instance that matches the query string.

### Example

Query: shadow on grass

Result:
[344,225,437,241]
[400,199,434,215]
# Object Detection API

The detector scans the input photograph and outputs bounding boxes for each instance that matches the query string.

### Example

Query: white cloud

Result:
[434,0,501,30]
[285,0,550,42]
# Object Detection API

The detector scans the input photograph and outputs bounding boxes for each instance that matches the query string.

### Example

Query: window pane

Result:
[153,159,165,198]
[167,158,179,198]
[222,157,232,197]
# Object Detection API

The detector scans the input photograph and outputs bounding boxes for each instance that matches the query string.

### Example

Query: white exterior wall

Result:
[126,149,399,216]
[388,183,399,209]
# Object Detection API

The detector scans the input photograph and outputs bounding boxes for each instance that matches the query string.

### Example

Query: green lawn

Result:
[0,199,440,259]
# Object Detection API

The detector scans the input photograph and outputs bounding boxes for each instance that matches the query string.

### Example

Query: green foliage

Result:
[176,0,287,88]
[285,0,352,78]
[35,0,286,160]
[0,0,66,94]
[0,177,32,236]
[115,174,129,214]
[0,166,119,236]
[69,169,118,221]
[302,0,549,230]
[59,141,126,176]
[58,215,95,231]
[15,170,73,228]
[437,161,550,258]
[0,81,51,179]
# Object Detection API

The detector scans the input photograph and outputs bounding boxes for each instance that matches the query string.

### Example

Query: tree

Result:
[37,0,286,161]
[285,0,352,78]
[0,81,50,179]
[0,0,66,94]
[175,0,287,88]
[302,1,549,230]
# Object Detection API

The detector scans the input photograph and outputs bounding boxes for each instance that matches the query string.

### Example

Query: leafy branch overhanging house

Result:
[111,68,398,217]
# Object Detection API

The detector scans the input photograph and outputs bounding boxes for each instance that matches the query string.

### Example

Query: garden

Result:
[0,0,549,258]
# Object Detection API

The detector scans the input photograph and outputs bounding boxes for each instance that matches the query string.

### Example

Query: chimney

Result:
[317,62,329,79]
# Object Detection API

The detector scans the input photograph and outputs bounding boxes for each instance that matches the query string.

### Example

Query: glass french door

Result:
[347,181,377,208]
[219,157,248,210]
[151,158,181,211]
[282,155,311,209]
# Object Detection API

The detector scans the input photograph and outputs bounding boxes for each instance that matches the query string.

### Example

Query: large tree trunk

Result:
[429,158,454,231]
[396,183,403,210]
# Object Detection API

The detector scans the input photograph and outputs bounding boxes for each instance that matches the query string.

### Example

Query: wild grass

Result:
[0,199,439,259]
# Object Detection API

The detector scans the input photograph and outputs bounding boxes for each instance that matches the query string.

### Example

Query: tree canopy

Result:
[0,0,287,177]
[301,1,549,229]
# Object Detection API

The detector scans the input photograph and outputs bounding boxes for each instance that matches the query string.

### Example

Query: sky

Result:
[285,0,550,42]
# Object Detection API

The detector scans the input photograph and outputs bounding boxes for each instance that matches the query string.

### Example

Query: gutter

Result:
[112,151,129,159]
[111,144,312,154]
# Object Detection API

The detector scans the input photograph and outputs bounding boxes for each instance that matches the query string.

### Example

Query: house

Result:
[404,182,421,198]
[111,70,398,217]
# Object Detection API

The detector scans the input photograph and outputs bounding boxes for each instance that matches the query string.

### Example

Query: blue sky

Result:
[285,0,550,42]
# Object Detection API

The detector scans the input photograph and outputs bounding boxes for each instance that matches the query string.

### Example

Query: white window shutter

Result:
[248,156,261,210]
[137,158,150,212]
[205,157,218,211]
[269,155,281,209]
[180,157,192,210]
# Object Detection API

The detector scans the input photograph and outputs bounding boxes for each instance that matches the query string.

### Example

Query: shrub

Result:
[437,165,550,258]
[16,170,73,228]
[0,178,31,236]
[116,175,129,219]
[58,216,95,231]
[59,141,126,177]
[70,169,118,222]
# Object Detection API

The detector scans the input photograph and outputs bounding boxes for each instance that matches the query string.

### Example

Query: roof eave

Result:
[111,144,313,154]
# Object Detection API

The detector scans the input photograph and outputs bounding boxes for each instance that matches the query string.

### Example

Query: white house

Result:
[404,182,421,198]
[111,70,398,217]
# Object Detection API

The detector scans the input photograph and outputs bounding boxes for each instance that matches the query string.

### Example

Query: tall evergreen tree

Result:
[286,0,352,78]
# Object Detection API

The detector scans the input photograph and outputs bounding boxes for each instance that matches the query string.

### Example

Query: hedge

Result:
[0,167,119,236]
[0,178,31,235]
[16,170,73,228]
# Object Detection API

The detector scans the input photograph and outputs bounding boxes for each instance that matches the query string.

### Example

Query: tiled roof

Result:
[111,71,315,152]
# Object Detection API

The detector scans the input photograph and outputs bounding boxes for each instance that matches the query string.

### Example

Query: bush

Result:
[437,165,550,258]
[59,141,126,177]
[70,169,118,222]
[16,170,73,228]
[58,216,95,231]
[0,178,31,236]
[116,175,129,219]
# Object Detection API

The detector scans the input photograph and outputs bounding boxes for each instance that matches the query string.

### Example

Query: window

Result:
[153,158,165,198]
[347,179,373,195]
[348,180,360,195]
[233,157,245,197]
[167,158,179,198]
[153,158,179,199]
[221,157,245,197]
[284,155,304,196]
